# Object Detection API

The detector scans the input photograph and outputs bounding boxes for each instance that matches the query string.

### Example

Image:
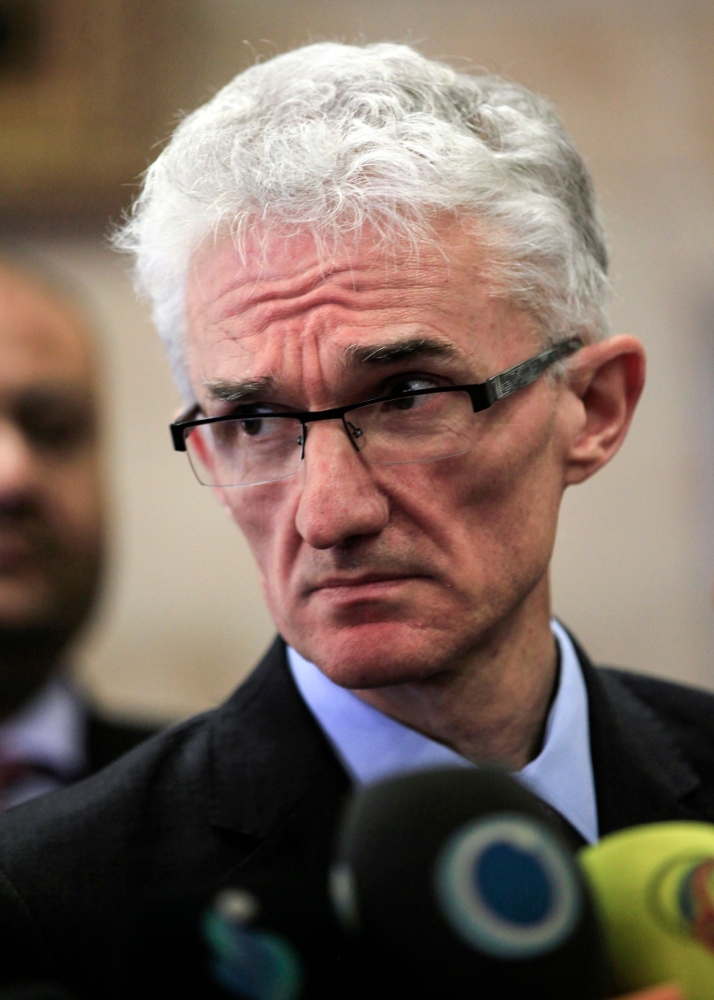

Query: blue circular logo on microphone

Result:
[435,813,582,959]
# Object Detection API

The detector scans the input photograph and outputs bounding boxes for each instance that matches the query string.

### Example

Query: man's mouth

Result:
[304,571,430,598]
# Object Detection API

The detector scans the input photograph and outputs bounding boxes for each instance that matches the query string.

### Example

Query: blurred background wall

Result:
[2,0,713,718]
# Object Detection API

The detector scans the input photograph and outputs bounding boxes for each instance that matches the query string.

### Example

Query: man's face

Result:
[0,268,103,699]
[185,225,573,688]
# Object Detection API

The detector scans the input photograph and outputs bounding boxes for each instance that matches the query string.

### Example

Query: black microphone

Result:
[0,986,76,1000]
[331,766,614,1000]
[115,768,611,999]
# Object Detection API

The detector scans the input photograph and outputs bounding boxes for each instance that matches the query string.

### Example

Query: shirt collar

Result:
[0,677,87,779]
[287,619,598,844]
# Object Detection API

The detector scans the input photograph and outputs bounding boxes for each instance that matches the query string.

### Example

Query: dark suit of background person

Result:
[0,262,158,811]
[0,42,712,998]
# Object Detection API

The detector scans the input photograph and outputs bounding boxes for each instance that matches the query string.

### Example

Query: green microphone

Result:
[579,822,714,1000]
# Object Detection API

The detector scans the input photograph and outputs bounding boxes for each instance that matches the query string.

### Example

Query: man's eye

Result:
[381,378,443,412]
[240,417,264,437]
[391,377,441,395]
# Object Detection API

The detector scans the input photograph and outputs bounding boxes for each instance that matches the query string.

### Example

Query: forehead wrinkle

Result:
[206,259,368,328]
[212,285,404,345]
[201,251,454,341]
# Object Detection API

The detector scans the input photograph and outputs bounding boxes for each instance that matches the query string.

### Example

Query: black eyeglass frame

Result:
[170,337,583,456]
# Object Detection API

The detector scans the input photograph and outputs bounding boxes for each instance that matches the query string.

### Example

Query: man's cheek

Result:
[227,494,276,552]
[229,508,290,622]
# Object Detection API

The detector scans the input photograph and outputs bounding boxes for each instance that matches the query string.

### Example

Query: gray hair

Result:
[114,42,609,400]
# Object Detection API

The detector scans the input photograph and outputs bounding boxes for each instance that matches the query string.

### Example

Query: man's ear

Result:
[563,335,646,486]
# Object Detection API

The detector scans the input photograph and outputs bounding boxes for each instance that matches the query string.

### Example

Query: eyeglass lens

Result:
[184,389,476,488]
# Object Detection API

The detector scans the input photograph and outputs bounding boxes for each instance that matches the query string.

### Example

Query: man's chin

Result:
[289,620,449,690]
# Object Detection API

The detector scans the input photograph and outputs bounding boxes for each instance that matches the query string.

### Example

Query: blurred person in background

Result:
[0,258,159,810]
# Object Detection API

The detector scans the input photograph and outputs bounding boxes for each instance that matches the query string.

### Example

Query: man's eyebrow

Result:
[202,376,276,404]
[345,337,462,366]
[202,338,463,402]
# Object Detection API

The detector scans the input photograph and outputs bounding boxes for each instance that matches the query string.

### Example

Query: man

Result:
[0,43,712,996]
[0,260,158,810]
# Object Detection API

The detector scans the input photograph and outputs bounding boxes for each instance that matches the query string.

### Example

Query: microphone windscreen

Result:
[579,821,714,999]
[0,987,76,1000]
[332,766,612,1000]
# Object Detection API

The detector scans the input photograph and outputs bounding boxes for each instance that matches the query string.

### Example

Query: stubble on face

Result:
[185,224,567,690]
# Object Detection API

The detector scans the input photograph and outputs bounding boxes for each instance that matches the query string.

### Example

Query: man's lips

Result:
[303,572,430,598]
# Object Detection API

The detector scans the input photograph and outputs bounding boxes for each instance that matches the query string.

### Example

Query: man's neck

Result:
[352,579,557,771]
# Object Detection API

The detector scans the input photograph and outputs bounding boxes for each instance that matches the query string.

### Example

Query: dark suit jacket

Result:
[0,635,712,997]
[84,707,160,777]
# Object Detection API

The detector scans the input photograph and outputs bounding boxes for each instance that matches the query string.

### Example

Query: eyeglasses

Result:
[171,338,582,488]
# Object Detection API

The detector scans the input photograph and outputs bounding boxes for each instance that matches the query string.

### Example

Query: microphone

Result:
[0,987,76,1000]
[330,766,613,1000]
[579,821,714,999]
[115,767,609,999]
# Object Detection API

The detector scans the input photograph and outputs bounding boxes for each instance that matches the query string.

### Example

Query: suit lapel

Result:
[576,641,700,835]
[207,636,351,839]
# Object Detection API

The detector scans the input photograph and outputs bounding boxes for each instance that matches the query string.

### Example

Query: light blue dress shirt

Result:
[0,677,86,810]
[287,619,598,844]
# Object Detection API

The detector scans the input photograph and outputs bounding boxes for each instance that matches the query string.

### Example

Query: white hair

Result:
[114,42,610,400]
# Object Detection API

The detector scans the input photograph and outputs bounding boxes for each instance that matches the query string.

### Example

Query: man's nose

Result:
[294,420,389,549]
[0,421,37,499]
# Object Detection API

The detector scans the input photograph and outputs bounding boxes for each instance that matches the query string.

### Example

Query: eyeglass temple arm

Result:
[171,403,201,452]
[484,338,583,406]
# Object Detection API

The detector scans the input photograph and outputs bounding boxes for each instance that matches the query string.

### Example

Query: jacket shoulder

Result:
[0,709,216,988]
[598,667,714,732]
[0,708,214,858]
[0,637,288,855]
[596,667,714,786]
[0,651,293,991]
[0,637,312,892]
[85,707,165,774]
